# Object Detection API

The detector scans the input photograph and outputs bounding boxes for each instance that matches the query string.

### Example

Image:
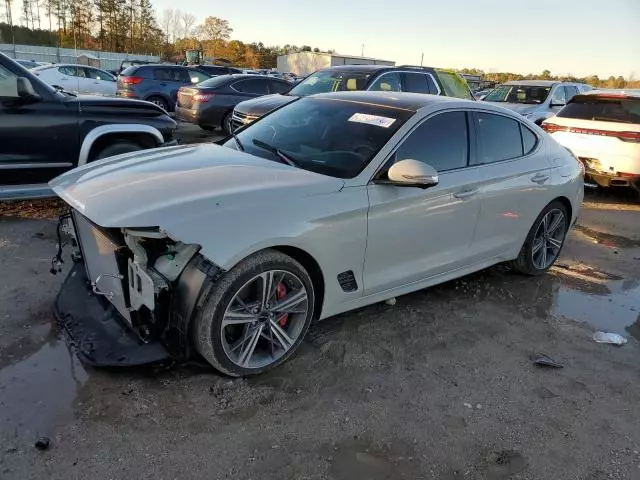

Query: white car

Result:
[32,64,117,96]
[542,90,640,197]
[50,92,584,376]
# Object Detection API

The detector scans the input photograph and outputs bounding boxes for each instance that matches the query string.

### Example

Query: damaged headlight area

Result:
[54,210,213,367]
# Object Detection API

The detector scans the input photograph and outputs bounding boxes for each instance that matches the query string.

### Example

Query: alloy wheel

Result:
[220,270,309,369]
[531,208,566,270]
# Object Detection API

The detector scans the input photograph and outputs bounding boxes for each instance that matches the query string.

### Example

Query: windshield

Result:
[224,97,413,178]
[558,96,640,124]
[484,84,551,104]
[288,70,373,96]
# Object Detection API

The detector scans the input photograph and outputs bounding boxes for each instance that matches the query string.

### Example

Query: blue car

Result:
[117,64,212,111]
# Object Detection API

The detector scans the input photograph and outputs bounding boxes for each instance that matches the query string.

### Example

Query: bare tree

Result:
[160,7,173,43]
[169,7,181,42]
[180,11,195,39]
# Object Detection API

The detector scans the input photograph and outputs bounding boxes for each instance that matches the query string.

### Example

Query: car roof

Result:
[310,91,464,112]
[502,80,558,86]
[576,89,640,99]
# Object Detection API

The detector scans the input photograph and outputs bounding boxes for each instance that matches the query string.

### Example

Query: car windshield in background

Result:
[558,96,640,124]
[225,97,413,178]
[288,71,373,96]
[484,85,551,104]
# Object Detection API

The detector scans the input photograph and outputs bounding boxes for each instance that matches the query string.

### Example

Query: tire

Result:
[222,111,233,135]
[94,141,143,160]
[199,125,216,132]
[193,249,315,377]
[510,200,569,276]
[146,96,169,111]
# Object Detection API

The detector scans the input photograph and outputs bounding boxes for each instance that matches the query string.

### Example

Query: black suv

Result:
[0,53,177,200]
[232,65,474,130]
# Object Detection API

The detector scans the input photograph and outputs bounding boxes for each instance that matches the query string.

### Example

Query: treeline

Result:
[460,68,640,89]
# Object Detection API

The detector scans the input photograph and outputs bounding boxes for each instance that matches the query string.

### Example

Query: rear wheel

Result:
[510,201,569,275]
[94,141,143,160]
[193,250,315,377]
[146,96,169,111]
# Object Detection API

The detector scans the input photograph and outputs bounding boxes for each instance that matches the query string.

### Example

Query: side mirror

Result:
[16,77,40,103]
[386,159,439,188]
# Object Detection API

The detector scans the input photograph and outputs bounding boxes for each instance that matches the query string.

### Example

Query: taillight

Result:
[618,172,640,178]
[542,123,567,133]
[120,76,143,85]
[194,93,214,103]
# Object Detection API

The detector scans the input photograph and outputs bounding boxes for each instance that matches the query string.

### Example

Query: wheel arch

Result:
[553,195,573,224]
[80,124,164,165]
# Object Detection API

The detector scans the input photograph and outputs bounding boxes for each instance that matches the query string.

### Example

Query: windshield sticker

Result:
[348,113,396,128]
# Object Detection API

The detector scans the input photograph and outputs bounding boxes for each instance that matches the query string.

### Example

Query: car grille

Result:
[72,211,132,325]
[231,111,259,132]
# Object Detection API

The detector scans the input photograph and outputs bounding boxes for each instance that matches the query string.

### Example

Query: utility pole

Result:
[361,44,364,57]
[420,52,424,67]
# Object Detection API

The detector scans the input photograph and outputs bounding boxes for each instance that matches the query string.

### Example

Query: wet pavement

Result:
[1,190,640,479]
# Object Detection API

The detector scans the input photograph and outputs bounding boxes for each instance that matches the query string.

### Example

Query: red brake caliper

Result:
[275,282,288,327]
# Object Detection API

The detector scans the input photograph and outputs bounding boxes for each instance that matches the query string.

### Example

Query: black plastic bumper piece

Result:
[54,262,170,367]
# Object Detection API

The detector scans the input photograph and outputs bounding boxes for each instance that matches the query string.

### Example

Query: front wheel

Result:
[510,201,569,275]
[193,250,315,377]
[94,141,143,160]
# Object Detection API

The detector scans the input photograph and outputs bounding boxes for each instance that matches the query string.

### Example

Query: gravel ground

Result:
[1,185,639,479]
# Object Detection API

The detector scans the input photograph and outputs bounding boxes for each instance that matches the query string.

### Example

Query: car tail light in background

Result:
[542,123,566,133]
[194,93,214,103]
[543,123,640,143]
[619,172,640,179]
[119,76,143,85]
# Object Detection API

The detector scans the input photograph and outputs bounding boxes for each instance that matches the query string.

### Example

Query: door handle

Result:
[454,188,479,199]
[531,173,550,184]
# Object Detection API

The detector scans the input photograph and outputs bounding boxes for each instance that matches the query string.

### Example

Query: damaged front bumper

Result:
[53,211,214,367]
[55,262,170,366]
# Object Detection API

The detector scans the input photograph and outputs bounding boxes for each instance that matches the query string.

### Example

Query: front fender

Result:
[79,124,164,165]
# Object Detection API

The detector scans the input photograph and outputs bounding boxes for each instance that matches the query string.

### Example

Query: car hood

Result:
[234,94,298,116]
[49,143,344,229]
[484,102,542,115]
[75,95,168,115]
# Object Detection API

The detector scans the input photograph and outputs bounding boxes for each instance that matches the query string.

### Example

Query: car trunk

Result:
[177,87,198,110]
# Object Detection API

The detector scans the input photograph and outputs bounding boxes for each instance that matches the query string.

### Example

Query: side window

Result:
[189,70,210,84]
[0,64,19,97]
[85,68,113,81]
[394,111,469,172]
[475,113,523,164]
[369,72,402,92]
[269,79,291,94]
[564,86,579,102]
[233,78,268,94]
[550,86,566,105]
[153,68,170,81]
[402,73,430,94]
[521,125,538,155]
[425,74,438,94]
[59,66,76,76]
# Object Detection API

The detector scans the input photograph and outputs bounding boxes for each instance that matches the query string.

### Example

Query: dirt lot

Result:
[1,178,640,478]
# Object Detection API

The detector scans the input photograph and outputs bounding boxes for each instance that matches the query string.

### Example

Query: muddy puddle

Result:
[0,322,89,440]
[552,276,640,340]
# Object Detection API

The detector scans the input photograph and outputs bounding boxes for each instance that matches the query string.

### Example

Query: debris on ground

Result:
[385,297,396,306]
[593,332,627,345]
[34,437,50,451]
[533,354,564,368]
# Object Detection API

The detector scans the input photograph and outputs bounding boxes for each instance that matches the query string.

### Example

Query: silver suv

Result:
[482,80,592,124]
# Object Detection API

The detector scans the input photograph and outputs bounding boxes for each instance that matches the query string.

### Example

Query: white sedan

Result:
[50,92,584,376]
[32,64,117,96]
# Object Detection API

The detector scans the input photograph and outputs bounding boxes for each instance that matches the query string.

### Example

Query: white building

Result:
[277,52,395,76]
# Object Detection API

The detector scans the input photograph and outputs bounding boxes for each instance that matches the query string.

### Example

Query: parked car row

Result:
[0,53,177,200]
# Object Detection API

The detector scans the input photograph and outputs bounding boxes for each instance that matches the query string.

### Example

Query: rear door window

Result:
[233,78,269,94]
[59,66,77,76]
[474,112,524,163]
[269,79,291,94]
[402,73,431,94]
[435,71,473,99]
[369,72,402,92]
[558,97,640,124]
[153,68,186,82]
